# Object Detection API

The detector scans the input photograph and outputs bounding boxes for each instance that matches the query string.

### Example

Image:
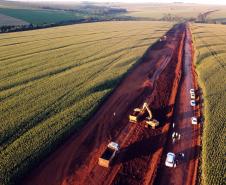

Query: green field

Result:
[0,21,173,185]
[191,24,226,185]
[1,2,226,29]
[0,7,86,25]
[0,13,29,26]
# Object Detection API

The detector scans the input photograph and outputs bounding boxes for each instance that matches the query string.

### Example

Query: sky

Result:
[8,0,226,5]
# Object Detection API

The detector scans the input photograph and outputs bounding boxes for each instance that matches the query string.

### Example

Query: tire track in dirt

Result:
[153,23,202,185]
[112,24,186,185]
[22,23,186,185]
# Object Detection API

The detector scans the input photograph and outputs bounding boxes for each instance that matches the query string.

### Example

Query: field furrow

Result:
[191,23,226,185]
[0,21,173,185]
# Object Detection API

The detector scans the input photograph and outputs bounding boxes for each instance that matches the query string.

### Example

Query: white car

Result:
[165,152,176,167]
[190,100,196,107]
[190,92,195,99]
[190,89,195,94]
[191,117,198,125]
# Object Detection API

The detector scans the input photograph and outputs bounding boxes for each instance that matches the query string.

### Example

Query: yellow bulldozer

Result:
[129,102,159,129]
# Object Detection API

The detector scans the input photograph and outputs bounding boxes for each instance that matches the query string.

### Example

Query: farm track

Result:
[112,25,185,185]
[22,23,200,185]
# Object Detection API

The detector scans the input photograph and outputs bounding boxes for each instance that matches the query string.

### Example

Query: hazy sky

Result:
[8,0,226,5]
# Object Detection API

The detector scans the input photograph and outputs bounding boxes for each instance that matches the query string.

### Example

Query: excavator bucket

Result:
[145,118,159,129]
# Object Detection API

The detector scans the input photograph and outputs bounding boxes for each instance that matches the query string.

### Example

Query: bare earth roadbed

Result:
[153,25,202,185]
[22,23,201,185]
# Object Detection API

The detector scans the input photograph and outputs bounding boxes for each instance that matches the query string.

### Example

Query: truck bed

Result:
[101,148,114,160]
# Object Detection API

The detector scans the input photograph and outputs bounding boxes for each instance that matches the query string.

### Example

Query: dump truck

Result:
[98,142,120,168]
[129,102,159,129]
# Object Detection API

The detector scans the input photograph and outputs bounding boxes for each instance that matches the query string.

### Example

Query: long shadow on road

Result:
[153,145,201,185]
[115,131,165,164]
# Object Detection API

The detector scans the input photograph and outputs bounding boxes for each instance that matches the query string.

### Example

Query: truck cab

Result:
[165,152,176,168]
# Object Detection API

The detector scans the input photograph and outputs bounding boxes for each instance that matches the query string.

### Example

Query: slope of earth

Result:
[191,24,226,185]
[22,23,186,185]
[0,21,173,185]
[153,24,201,185]
[0,13,29,26]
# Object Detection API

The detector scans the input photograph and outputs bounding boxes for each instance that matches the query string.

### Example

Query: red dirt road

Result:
[22,23,200,185]
[153,25,201,185]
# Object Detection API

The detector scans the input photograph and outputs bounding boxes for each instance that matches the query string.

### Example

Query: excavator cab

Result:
[129,108,145,123]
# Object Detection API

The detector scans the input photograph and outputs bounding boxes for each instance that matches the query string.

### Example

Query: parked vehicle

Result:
[190,92,195,99]
[165,152,176,167]
[190,100,196,106]
[191,117,198,125]
[190,88,195,94]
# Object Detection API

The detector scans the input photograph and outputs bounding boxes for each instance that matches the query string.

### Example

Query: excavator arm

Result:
[143,102,159,129]
[142,102,152,119]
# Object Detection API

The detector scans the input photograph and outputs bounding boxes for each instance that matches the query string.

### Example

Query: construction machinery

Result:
[98,142,119,168]
[129,102,159,129]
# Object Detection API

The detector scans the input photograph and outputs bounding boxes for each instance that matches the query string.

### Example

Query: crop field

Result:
[0,13,29,26]
[119,3,226,21]
[206,9,226,22]
[0,8,85,25]
[0,21,173,185]
[124,4,207,19]
[191,24,226,185]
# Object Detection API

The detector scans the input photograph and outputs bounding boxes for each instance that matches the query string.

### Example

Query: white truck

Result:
[165,152,177,168]
[98,142,120,168]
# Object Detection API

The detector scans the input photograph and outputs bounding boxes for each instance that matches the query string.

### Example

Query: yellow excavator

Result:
[129,102,159,129]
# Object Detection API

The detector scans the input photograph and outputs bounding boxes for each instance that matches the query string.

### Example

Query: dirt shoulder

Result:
[153,24,202,185]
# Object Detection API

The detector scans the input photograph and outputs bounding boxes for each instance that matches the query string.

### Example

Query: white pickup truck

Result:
[98,142,120,168]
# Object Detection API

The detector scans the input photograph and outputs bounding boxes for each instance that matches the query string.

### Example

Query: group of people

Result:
[171,123,185,165]
[172,123,181,143]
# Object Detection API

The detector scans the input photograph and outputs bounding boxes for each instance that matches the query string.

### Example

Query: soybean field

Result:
[192,24,226,185]
[0,8,85,26]
[0,21,173,185]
